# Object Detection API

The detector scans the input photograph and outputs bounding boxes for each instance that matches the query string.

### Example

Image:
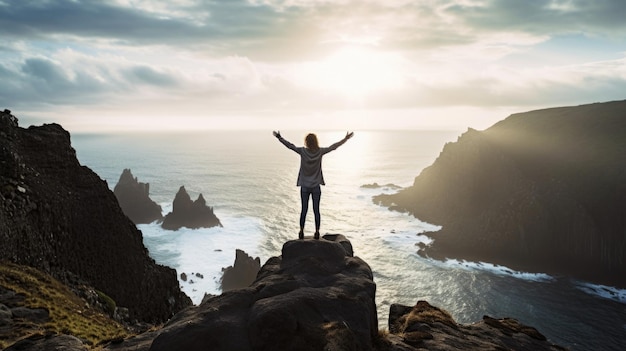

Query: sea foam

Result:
[575,281,626,304]
[139,204,264,305]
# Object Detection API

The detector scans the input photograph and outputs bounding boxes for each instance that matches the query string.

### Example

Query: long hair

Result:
[305,133,320,152]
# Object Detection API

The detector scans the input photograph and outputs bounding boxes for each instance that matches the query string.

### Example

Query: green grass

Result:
[0,261,129,349]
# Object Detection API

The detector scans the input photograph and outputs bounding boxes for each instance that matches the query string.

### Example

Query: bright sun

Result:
[299,46,402,99]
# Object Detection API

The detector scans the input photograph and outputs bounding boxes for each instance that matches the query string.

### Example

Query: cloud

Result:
[126,66,179,86]
[446,0,626,37]
[1,0,625,131]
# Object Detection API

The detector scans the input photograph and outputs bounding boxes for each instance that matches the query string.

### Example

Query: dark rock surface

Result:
[148,234,378,351]
[375,100,626,288]
[161,185,222,230]
[113,168,163,224]
[5,334,89,351]
[0,110,191,323]
[386,301,565,351]
[220,249,261,292]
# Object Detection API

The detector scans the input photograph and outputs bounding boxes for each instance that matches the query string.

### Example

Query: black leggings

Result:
[300,185,321,231]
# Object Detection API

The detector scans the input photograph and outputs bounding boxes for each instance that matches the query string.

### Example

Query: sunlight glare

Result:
[300,46,402,98]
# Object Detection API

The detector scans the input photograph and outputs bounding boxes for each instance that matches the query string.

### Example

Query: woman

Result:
[273,130,354,239]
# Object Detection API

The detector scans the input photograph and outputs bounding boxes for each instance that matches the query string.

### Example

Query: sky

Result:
[1,0,626,132]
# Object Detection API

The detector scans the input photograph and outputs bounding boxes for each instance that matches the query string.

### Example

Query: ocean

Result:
[72,130,626,351]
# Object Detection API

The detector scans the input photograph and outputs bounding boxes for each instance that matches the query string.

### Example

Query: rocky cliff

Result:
[99,235,563,351]
[375,100,626,288]
[0,110,191,323]
[113,169,163,224]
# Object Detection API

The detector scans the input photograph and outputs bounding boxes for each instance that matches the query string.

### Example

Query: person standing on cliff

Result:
[273,131,354,240]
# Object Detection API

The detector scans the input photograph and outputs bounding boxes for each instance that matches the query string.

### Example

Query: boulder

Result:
[113,169,163,224]
[5,334,89,351]
[148,234,378,351]
[386,301,565,351]
[220,249,261,292]
[161,186,222,230]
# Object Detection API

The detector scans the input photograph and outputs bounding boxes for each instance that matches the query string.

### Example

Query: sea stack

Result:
[161,185,222,230]
[113,168,163,224]
[220,249,261,292]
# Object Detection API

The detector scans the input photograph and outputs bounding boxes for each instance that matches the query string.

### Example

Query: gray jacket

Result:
[278,136,347,187]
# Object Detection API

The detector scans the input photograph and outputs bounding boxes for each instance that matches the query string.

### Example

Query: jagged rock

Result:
[10,306,49,323]
[361,182,402,190]
[220,249,261,292]
[0,110,191,323]
[148,234,378,351]
[161,186,222,230]
[113,169,163,224]
[375,100,626,288]
[386,301,565,351]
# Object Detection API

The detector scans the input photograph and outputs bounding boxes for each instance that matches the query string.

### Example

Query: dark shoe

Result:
[298,230,304,240]
[314,232,320,240]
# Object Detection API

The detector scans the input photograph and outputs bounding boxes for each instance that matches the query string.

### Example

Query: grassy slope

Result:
[0,261,129,349]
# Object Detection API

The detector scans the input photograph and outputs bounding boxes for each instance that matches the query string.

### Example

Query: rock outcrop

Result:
[386,301,565,351]
[113,169,163,224]
[103,235,563,351]
[0,110,191,323]
[148,234,378,351]
[375,100,626,288]
[220,249,261,292]
[161,185,222,230]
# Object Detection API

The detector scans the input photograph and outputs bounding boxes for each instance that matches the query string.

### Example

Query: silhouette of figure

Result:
[274,131,354,239]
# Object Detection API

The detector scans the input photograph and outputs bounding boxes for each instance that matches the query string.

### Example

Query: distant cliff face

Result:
[0,110,191,323]
[375,100,626,288]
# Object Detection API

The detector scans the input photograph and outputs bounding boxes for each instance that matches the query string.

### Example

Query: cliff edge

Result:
[100,235,563,351]
[0,110,191,323]
[375,100,626,288]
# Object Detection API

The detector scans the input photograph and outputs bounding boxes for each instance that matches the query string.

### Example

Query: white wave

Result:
[436,258,555,282]
[139,210,265,305]
[575,281,626,304]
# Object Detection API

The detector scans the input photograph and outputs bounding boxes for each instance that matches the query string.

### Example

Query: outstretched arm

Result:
[273,130,299,153]
[325,131,354,152]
